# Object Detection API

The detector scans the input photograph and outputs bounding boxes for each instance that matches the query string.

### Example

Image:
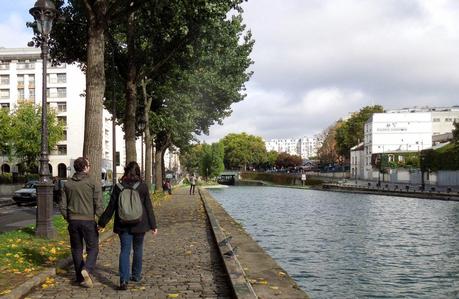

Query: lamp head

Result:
[29,0,57,36]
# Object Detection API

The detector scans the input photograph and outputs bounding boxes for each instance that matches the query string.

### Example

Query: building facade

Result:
[0,48,117,178]
[265,137,317,159]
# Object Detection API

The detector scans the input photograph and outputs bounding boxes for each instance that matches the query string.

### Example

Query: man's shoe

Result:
[80,269,93,288]
[118,282,128,290]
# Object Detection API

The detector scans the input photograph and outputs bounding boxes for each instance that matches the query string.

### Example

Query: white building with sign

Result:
[265,137,317,159]
[363,112,432,179]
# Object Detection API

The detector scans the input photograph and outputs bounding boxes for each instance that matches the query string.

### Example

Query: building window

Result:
[17,88,24,100]
[388,154,394,162]
[57,102,66,112]
[57,145,67,155]
[57,116,67,126]
[445,118,453,122]
[433,118,440,122]
[17,61,35,70]
[62,130,67,141]
[0,62,9,70]
[29,88,35,100]
[28,75,35,87]
[57,88,66,98]
[0,75,9,85]
[1,103,9,111]
[398,156,404,162]
[17,75,24,87]
[57,73,66,83]
[0,89,9,99]
[116,152,120,166]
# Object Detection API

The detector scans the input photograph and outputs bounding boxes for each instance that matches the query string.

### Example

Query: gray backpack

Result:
[116,182,143,224]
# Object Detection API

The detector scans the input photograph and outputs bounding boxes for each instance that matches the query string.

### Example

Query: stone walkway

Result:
[24,188,233,299]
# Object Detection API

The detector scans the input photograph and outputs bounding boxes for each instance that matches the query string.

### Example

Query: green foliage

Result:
[0,108,12,156]
[275,152,303,168]
[335,105,384,158]
[0,173,12,184]
[422,143,459,171]
[200,143,225,178]
[453,121,459,143]
[8,103,64,172]
[221,133,267,170]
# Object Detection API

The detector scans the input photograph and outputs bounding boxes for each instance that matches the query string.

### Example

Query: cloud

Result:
[201,0,459,142]
[0,13,33,48]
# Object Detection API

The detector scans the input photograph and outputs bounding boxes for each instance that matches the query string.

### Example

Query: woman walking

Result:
[98,161,157,290]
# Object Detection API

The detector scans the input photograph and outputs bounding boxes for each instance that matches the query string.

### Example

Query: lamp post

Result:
[29,0,57,238]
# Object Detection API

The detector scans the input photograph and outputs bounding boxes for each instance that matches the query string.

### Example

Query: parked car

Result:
[13,179,67,206]
[13,180,38,206]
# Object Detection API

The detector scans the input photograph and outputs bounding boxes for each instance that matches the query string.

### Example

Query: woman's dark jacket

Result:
[98,181,157,234]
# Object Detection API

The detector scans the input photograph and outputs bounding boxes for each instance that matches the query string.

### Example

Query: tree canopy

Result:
[221,133,267,170]
[6,103,64,172]
[335,105,383,159]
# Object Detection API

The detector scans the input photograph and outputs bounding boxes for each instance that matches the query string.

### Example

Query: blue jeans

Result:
[118,232,145,283]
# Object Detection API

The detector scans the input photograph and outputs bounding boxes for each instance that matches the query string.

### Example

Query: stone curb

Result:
[199,188,257,299]
[0,230,115,299]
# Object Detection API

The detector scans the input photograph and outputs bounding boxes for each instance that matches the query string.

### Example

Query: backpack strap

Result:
[132,182,140,190]
[116,183,124,191]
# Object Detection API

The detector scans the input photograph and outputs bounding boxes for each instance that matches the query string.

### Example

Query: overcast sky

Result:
[2,1,459,143]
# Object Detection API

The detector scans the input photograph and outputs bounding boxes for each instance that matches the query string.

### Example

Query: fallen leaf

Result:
[168,294,179,298]
[0,290,11,295]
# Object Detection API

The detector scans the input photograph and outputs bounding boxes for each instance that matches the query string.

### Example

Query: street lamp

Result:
[29,0,57,238]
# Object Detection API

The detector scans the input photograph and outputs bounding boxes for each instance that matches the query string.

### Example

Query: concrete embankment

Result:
[321,184,459,201]
[200,188,309,299]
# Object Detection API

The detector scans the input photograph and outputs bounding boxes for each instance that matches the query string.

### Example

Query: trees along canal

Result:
[41,0,253,186]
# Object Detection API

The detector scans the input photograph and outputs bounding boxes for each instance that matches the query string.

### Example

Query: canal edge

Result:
[199,188,310,299]
[199,188,257,299]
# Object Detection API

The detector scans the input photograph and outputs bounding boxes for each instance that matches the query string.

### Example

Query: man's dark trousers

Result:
[68,220,99,282]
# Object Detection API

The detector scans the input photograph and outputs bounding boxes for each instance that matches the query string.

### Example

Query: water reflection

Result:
[209,186,459,299]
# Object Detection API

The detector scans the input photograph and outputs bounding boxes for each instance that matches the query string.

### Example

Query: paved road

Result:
[25,188,233,298]
[0,203,61,233]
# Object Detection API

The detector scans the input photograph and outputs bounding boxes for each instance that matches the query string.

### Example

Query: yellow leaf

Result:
[185,251,192,255]
[168,294,179,298]
[49,247,57,254]
[139,286,146,290]
[278,271,286,277]
[11,244,17,248]
[41,283,49,289]
[6,253,12,256]
[270,286,279,290]
[14,254,19,258]
[258,280,268,285]
[0,290,11,295]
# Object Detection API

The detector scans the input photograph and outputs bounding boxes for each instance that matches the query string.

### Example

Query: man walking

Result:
[60,157,104,288]
[189,173,196,195]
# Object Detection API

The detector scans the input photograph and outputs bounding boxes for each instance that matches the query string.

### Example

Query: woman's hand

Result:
[152,228,158,236]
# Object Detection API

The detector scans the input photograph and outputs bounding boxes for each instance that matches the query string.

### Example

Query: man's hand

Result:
[152,228,158,236]
[97,225,103,232]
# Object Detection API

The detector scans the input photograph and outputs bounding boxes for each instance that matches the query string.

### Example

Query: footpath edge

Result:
[199,188,257,299]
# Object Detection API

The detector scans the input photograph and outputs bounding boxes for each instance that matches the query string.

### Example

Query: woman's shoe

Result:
[130,276,142,283]
[118,282,128,290]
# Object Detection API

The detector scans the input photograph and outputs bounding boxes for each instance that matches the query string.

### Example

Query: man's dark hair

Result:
[74,157,88,173]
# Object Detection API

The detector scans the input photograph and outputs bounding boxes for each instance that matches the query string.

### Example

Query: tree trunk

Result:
[154,147,163,192]
[140,79,153,189]
[124,11,137,162]
[82,1,107,179]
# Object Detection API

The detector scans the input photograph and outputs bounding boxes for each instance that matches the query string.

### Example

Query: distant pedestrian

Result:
[59,157,103,288]
[98,161,157,291]
[189,174,196,195]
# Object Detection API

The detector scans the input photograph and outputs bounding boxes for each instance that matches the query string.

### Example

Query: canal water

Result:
[208,186,459,299]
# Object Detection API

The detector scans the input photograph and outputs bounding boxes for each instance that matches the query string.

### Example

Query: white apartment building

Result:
[363,112,433,179]
[0,47,118,178]
[265,137,317,159]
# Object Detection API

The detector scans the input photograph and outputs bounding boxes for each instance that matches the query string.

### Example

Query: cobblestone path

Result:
[24,188,233,299]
